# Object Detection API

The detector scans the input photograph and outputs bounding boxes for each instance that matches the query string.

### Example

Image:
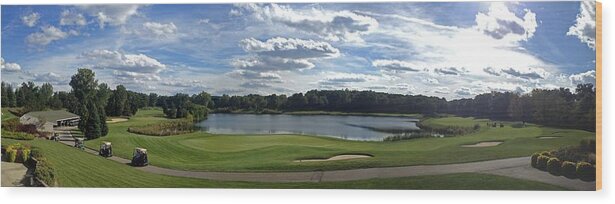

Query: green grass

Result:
[81,108,594,172]
[1,138,566,189]
[420,116,490,128]
[1,108,17,121]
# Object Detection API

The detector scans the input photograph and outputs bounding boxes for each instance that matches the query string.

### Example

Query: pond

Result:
[196,113,420,141]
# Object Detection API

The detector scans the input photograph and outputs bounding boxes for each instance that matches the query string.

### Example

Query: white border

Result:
[1,0,612,204]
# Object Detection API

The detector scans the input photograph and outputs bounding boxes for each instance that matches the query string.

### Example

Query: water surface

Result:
[196,114,420,141]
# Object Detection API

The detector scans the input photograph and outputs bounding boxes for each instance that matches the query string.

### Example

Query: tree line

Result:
[2,68,597,139]
[446,84,596,131]
[211,89,448,114]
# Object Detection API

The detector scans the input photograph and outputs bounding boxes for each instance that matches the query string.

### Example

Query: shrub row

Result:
[1,129,36,140]
[128,118,196,136]
[2,143,31,163]
[383,132,438,141]
[530,151,596,181]
[23,147,56,187]
[1,118,45,138]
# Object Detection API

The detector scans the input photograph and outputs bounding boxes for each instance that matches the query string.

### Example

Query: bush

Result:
[34,157,56,186]
[2,143,31,163]
[1,129,36,140]
[539,151,553,157]
[473,124,480,130]
[530,153,540,168]
[576,162,596,181]
[561,161,577,179]
[536,155,549,171]
[547,157,562,175]
[3,148,17,162]
[1,118,45,138]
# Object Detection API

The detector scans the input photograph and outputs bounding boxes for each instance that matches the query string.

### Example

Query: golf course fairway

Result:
[75,108,594,172]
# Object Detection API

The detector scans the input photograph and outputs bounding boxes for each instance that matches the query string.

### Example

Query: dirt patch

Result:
[107,118,129,123]
[537,136,561,139]
[461,141,503,147]
[294,154,373,162]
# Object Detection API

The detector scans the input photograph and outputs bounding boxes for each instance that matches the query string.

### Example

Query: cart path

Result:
[56,140,595,190]
[1,161,28,187]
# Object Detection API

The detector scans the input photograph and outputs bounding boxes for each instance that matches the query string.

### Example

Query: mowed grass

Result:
[420,116,490,128]
[1,108,17,121]
[83,108,594,172]
[1,138,566,190]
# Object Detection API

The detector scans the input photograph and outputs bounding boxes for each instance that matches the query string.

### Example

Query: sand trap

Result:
[107,118,129,123]
[295,154,373,162]
[461,141,503,147]
[537,136,561,139]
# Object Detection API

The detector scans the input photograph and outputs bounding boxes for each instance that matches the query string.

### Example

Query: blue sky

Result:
[1,1,597,99]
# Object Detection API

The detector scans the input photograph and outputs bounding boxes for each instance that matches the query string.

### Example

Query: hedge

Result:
[536,155,549,171]
[547,157,561,175]
[2,143,31,163]
[1,129,36,140]
[561,161,577,179]
[576,162,596,181]
[530,153,540,168]
[33,157,56,186]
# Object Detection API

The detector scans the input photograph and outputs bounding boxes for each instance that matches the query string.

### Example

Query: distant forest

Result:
[2,69,596,137]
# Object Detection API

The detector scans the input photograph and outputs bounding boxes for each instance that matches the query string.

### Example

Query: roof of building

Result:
[21,110,79,122]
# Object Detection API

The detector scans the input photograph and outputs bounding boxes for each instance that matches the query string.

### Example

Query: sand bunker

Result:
[461,141,503,147]
[537,136,561,139]
[295,154,373,162]
[107,118,129,123]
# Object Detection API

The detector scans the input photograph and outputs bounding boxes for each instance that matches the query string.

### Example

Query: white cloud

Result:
[26,26,76,47]
[81,50,166,76]
[455,87,474,96]
[434,67,466,76]
[32,72,67,85]
[60,10,87,26]
[475,2,537,42]
[483,67,501,76]
[76,5,141,28]
[232,37,340,71]
[1,58,22,72]
[142,22,178,38]
[318,72,380,88]
[239,37,340,58]
[434,87,450,94]
[22,12,40,27]
[567,1,596,50]
[500,67,545,80]
[234,3,378,43]
[421,78,439,85]
[569,70,595,85]
[227,69,282,81]
[240,81,272,88]
[372,59,422,73]
[161,80,205,88]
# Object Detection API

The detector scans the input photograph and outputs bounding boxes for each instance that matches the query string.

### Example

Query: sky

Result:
[0,1,597,99]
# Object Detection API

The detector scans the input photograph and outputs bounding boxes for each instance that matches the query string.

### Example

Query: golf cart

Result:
[99,142,113,157]
[131,148,148,166]
[74,138,84,150]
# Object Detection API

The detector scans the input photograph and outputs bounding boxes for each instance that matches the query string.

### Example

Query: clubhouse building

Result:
[20,110,80,133]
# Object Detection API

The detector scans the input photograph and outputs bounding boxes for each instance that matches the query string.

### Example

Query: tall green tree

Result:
[70,68,107,139]
[1,82,8,107]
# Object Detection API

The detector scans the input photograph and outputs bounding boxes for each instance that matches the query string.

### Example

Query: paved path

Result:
[56,140,595,190]
[1,161,28,187]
